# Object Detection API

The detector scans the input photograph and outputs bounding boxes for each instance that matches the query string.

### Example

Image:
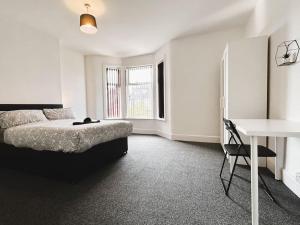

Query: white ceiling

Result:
[1,0,257,57]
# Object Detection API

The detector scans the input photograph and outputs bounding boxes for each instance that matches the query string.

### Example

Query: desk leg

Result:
[250,136,259,225]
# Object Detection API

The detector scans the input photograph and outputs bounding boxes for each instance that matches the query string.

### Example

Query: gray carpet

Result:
[0,135,299,225]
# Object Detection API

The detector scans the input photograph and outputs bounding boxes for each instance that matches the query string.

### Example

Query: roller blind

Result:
[105,67,122,118]
[126,65,153,119]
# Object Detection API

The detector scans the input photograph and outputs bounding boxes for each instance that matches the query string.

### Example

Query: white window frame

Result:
[125,64,154,120]
[103,65,123,119]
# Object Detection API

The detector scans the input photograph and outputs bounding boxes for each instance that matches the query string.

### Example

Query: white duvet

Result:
[4,119,132,153]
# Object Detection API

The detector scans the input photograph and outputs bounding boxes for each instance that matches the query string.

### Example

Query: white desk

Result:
[232,119,300,225]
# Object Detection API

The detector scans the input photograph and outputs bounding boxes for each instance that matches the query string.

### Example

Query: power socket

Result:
[296,173,300,184]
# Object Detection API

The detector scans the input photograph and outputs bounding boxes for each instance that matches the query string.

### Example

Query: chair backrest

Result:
[223,118,244,145]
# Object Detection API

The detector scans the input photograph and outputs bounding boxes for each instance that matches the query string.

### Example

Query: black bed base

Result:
[0,138,128,181]
[0,104,128,181]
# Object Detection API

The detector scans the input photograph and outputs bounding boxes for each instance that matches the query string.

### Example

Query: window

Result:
[105,67,122,118]
[104,65,154,120]
[126,65,153,119]
[157,61,165,119]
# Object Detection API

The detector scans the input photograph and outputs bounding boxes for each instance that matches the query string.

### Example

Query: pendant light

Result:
[80,3,98,34]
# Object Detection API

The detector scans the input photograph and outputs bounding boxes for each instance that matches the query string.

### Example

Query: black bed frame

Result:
[0,104,128,180]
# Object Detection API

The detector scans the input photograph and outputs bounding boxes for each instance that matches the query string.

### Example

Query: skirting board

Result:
[282,169,300,198]
[132,128,172,139]
[171,133,219,143]
[132,129,219,143]
[132,128,157,135]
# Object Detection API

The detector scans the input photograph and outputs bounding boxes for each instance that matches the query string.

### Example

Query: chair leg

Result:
[220,154,228,193]
[225,155,239,195]
[220,154,227,178]
[242,156,276,202]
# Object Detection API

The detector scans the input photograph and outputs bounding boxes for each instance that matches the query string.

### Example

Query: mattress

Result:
[3,119,133,153]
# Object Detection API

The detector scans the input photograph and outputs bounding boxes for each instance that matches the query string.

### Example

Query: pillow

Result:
[0,110,47,129]
[43,108,75,120]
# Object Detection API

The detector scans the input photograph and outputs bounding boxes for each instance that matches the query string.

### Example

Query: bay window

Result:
[126,65,153,119]
[104,65,154,119]
[104,67,122,119]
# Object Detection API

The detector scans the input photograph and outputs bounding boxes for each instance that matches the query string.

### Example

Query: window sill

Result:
[126,118,154,120]
[104,118,153,120]
[104,118,165,121]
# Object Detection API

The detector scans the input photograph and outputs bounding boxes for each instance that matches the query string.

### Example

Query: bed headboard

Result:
[0,104,63,111]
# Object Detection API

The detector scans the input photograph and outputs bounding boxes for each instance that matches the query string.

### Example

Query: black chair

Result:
[220,118,277,201]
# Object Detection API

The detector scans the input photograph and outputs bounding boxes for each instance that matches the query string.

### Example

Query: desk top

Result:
[232,119,300,137]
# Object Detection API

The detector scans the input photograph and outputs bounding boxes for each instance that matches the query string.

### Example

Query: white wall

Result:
[60,47,86,119]
[122,54,154,67]
[0,19,62,104]
[227,36,268,120]
[245,0,286,38]
[169,27,244,143]
[83,27,245,142]
[245,0,300,196]
[85,55,122,119]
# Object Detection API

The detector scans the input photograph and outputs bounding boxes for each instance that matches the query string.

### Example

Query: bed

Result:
[0,104,133,180]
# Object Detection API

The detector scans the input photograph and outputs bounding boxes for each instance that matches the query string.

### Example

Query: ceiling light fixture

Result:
[80,3,98,34]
